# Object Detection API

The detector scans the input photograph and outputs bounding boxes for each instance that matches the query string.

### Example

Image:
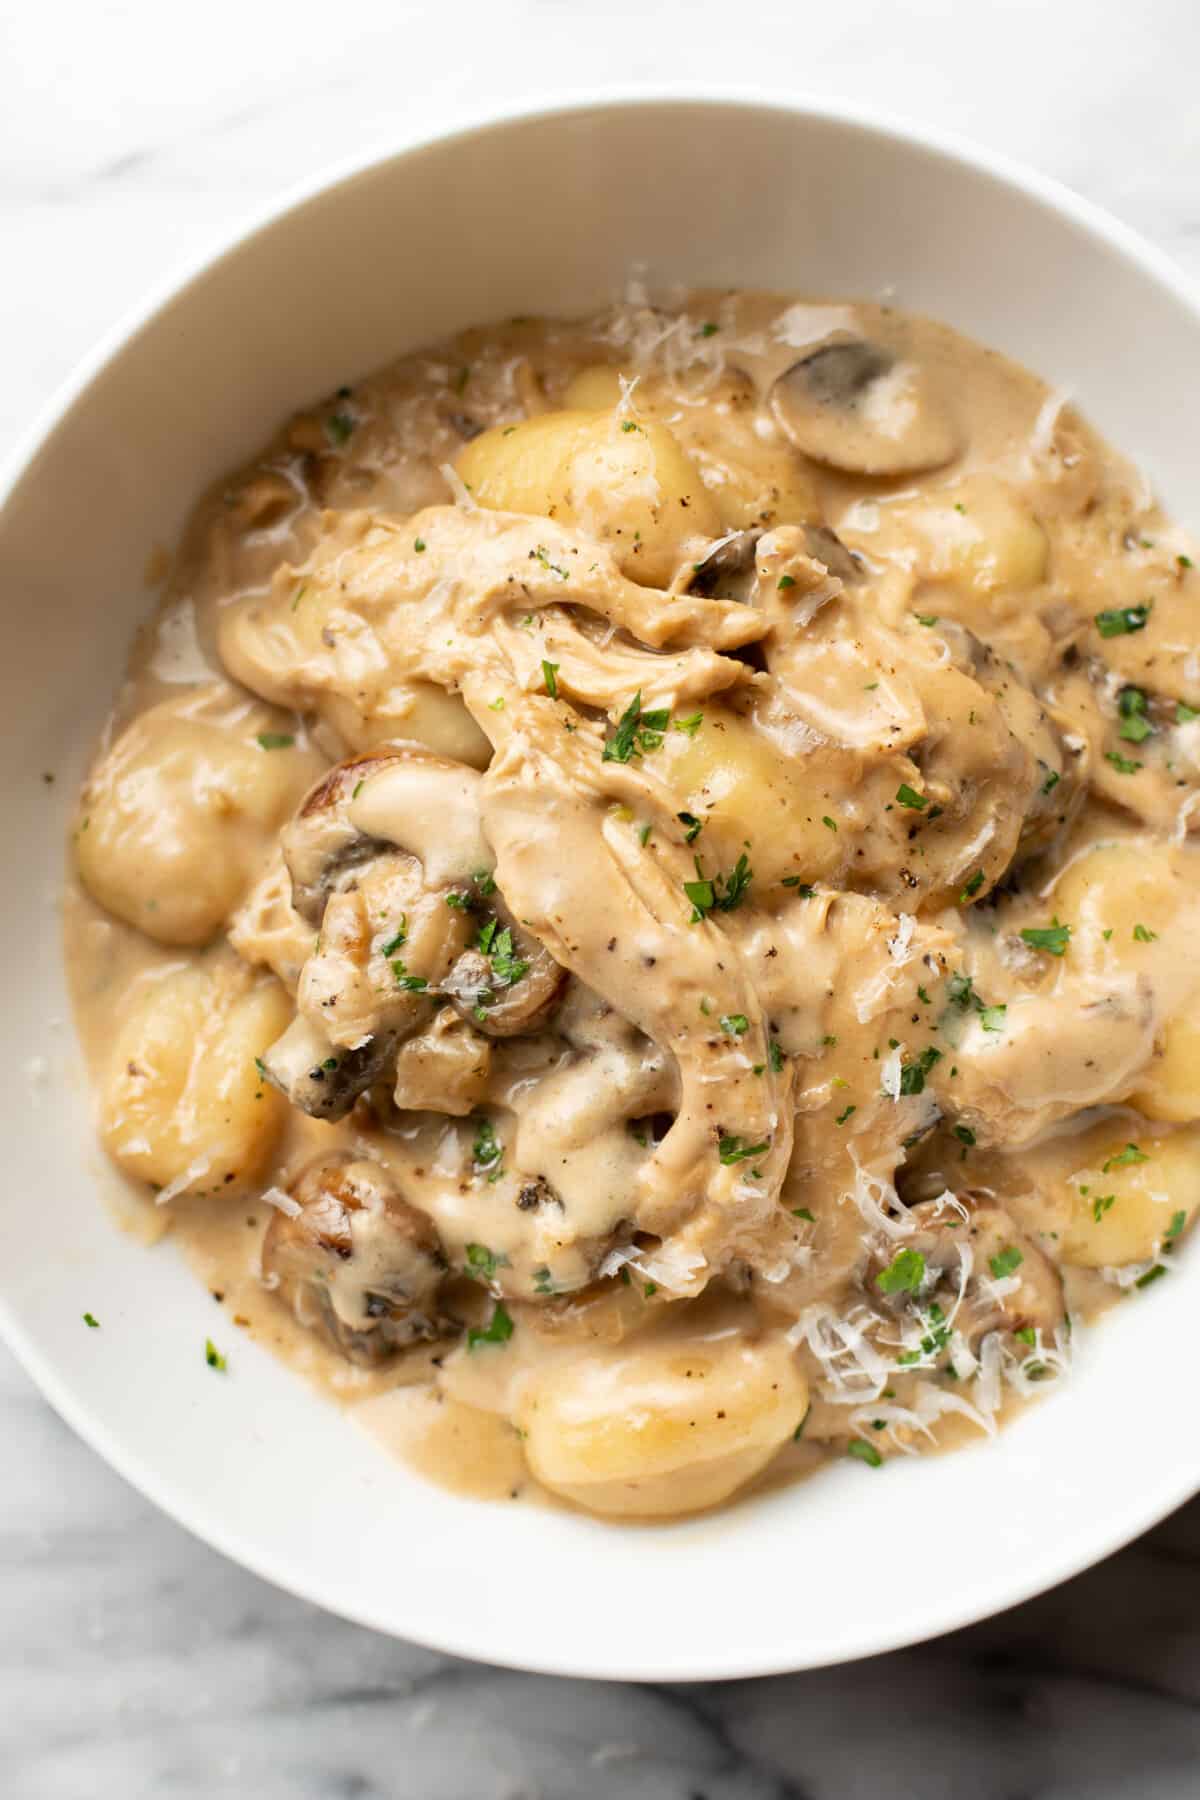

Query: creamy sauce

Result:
[65,290,1200,1519]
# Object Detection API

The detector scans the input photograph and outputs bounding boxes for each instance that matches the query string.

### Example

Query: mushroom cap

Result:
[262,1152,449,1364]
[770,336,962,476]
[283,745,489,926]
[442,905,568,1039]
[259,1014,396,1122]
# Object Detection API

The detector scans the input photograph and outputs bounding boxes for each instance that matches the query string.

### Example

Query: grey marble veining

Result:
[5,1,1200,1792]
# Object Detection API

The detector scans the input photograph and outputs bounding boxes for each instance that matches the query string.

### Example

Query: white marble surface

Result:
[6,1,1200,1792]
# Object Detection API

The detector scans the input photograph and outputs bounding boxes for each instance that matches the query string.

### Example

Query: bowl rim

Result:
[4,83,1200,1680]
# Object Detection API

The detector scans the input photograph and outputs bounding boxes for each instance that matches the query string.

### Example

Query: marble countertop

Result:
[6,1,1200,1792]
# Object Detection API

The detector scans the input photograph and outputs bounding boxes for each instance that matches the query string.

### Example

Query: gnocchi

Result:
[456,407,722,584]
[100,961,291,1193]
[516,1335,808,1517]
[77,686,323,945]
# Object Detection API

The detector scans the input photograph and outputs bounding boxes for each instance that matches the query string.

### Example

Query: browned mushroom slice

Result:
[282,745,489,926]
[803,523,863,584]
[687,530,763,602]
[259,1015,396,1122]
[442,900,568,1039]
[262,1153,450,1364]
[771,336,962,476]
[392,1005,492,1115]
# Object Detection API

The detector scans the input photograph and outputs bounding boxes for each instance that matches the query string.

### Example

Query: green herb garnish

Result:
[467,1302,514,1350]
[1020,919,1071,956]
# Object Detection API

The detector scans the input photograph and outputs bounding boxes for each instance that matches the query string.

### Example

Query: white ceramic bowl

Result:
[3,91,1199,1682]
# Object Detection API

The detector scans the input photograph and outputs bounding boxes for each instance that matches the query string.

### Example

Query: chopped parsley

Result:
[835,1104,857,1126]
[769,1039,785,1074]
[1177,701,1200,724]
[1041,766,1061,796]
[673,712,704,737]
[678,811,703,843]
[1095,602,1152,637]
[380,920,408,957]
[959,870,985,902]
[895,783,928,811]
[1117,687,1154,743]
[325,410,355,446]
[876,1248,925,1294]
[541,660,559,698]
[474,919,528,987]
[204,1338,227,1371]
[979,1004,1007,1032]
[472,1117,504,1178]
[1166,1210,1187,1242]
[1133,922,1158,943]
[414,537,426,553]
[685,851,753,922]
[1134,1264,1168,1290]
[255,732,294,751]
[82,1312,100,1329]
[1020,918,1071,956]
[848,1439,883,1468]
[1102,1143,1149,1172]
[1091,1193,1116,1223]
[782,877,814,894]
[822,815,838,832]
[989,1246,1024,1280]
[778,574,796,591]
[465,1243,509,1283]
[467,1302,514,1351]
[899,1046,942,1096]
[1105,750,1143,775]
[699,321,719,338]
[792,1207,815,1222]
[602,691,670,763]
[390,958,428,991]
[718,1134,770,1165]
[954,1124,976,1147]
[720,1013,749,1037]
[914,612,939,628]
[474,870,497,897]
[947,972,975,1009]
[531,545,569,581]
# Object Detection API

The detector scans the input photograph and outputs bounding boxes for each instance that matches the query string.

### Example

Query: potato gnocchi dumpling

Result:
[77,686,324,945]
[101,961,291,1192]
[1028,1121,1200,1269]
[456,407,722,583]
[516,1335,808,1517]
[66,287,1200,1521]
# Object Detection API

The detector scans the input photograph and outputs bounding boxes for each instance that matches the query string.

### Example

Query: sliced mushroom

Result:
[442,896,568,1038]
[687,530,762,602]
[687,522,859,608]
[771,336,962,476]
[282,746,489,926]
[871,1198,1064,1352]
[391,1005,492,1115]
[262,1153,450,1364]
[803,523,863,585]
[259,1015,396,1122]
